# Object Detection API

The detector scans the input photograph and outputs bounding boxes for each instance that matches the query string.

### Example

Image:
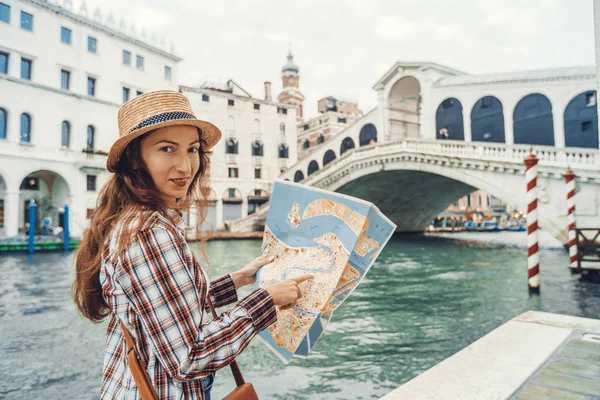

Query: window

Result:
[202,94,209,102]
[586,93,597,107]
[317,134,325,144]
[303,139,310,149]
[277,107,288,114]
[582,121,592,131]
[228,167,239,178]
[0,51,7,74]
[61,121,70,148]
[61,69,70,90]
[122,87,130,104]
[87,77,96,96]
[86,125,95,150]
[481,97,493,109]
[136,90,143,96]
[164,65,171,81]
[228,99,235,106]
[226,139,238,154]
[251,142,263,156]
[467,195,471,207]
[254,103,260,110]
[86,175,97,191]
[228,188,236,198]
[0,108,6,139]
[61,27,71,44]
[254,168,261,179]
[20,113,31,143]
[278,145,289,159]
[21,58,32,80]
[88,36,97,53]
[20,11,32,31]
[338,117,347,123]
[122,50,131,65]
[136,55,144,70]
[0,2,10,24]
[280,123,286,136]
[303,124,309,131]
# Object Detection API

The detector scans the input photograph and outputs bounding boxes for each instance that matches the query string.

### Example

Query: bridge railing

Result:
[291,139,600,187]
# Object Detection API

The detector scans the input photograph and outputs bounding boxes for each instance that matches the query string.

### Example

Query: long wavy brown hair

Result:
[72,132,212,323]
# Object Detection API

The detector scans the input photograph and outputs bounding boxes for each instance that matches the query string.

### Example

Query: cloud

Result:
[88,0,594,118]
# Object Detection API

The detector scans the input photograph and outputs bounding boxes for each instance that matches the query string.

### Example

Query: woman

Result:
[72,90,311,399]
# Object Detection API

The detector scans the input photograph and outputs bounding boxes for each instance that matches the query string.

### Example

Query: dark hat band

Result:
[129,111,197,133]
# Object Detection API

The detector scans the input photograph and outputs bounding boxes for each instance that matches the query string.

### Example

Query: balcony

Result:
[278,158,288,169]
[226,129,236,139]
[251,132,262,142]
[226,153,238,164]
[252,156,263,166]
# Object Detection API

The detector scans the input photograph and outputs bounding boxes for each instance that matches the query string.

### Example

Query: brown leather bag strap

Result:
[118,319,159,400]
[119,319,136,352]
[206,296,246,387]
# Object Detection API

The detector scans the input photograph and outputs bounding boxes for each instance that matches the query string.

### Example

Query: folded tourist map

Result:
[253,180,397,363]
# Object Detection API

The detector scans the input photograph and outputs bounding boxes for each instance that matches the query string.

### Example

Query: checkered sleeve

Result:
[206,274,238,309]
[117,224,276,381]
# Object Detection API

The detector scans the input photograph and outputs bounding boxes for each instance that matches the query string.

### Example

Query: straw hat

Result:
[107,90,221,172]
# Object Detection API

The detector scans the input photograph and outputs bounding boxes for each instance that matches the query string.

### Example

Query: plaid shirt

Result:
[99,206,277,399]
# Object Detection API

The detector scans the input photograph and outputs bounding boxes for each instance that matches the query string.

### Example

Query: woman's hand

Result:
[264,275,314,310]
[230,254,277,289]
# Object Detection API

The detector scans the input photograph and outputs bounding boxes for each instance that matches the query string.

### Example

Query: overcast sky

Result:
[90,0,596,119]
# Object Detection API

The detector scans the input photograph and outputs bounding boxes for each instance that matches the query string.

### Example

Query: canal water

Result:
[1,232,599,399]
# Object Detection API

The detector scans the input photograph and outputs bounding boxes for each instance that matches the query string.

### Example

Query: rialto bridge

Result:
[230,62,600,244]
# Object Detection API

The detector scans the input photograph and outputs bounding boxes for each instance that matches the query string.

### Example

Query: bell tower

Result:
[277,52,305,122]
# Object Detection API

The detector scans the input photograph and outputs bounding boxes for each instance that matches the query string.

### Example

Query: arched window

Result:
[435,98,464,140]
[323,150,336,166]
[86,125,95,150]
[0,108,6,139]
[61,121,70,148]
[278,144,289,159]
[564,91,599,148]
[294,170,304,182]
[317,134,325,144]
[226,139,238,154]
[513,94,554,146]
[20,113,31,143]
[471,96,505,143]
[280,123,285,136]
[251,141,264,156]
[307,160,319,176]
[340,137,355,155]
[359,124,377,146]
[303,139,310,149]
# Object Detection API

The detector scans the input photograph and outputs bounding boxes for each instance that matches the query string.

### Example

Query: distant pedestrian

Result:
[72,90,312,399]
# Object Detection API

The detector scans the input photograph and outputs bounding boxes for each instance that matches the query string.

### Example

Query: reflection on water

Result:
[0,232,599,399]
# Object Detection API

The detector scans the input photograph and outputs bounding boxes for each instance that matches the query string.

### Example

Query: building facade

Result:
[0,0,180,237]
[297,96,363,160]
[180,80,297,231]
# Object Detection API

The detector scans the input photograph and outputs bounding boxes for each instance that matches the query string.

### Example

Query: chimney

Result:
[264,81,272,101]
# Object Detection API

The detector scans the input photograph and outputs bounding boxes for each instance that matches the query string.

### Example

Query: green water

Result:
[0,232,598,399]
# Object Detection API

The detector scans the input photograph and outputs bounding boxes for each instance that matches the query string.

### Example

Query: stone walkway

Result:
[511,332,600,399]
[381,311,600,400]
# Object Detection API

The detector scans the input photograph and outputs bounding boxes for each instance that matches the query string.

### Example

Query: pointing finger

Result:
[291,275,314,284]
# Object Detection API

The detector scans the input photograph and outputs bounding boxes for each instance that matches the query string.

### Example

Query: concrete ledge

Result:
[186,231,263,242]
[381,311,600,400]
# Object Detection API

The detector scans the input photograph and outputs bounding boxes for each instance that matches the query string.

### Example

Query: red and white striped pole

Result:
[563,168,578,269]
[524,152,540,292]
